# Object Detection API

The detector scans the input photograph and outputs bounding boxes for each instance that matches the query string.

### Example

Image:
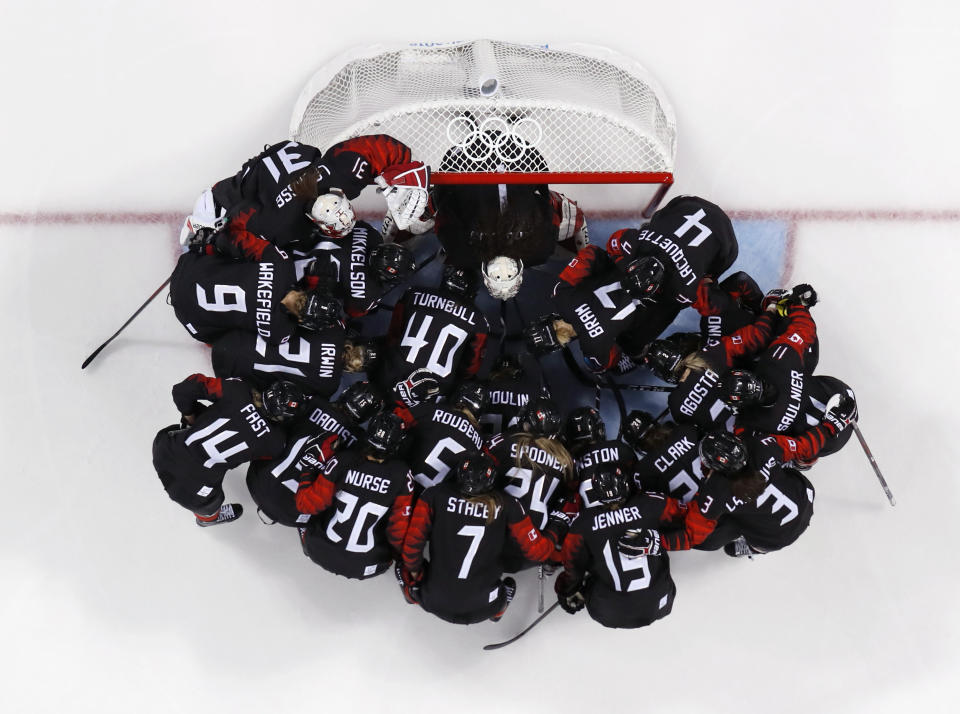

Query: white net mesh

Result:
[290,40,677,179]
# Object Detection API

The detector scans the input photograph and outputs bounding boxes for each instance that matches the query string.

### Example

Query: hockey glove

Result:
[617,528,662,558]
[524,313,563,355]
[376,162,431,232]
[824,394,857,434]
[790,283,818,308]
[555,572,587,614]
[395,368,441,407]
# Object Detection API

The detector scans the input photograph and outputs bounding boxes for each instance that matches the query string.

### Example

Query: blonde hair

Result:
[467,492,502,525]
[553,319,577,345]
[281,290,307,318]
[513,433,575,486]
[342,341,366,373]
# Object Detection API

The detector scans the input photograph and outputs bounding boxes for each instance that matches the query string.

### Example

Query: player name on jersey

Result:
[446,496,502,520]
[510,442,563,470]
[344,469,392,494]
[255,262,276,339]
[307,406,358,448]
[347,227,369,299]
[653,435,696,473]
[677,368,722,418]
[240,403,272,438]
[592,505,643,531]
[431,410,484,449]
[409,290,479,326]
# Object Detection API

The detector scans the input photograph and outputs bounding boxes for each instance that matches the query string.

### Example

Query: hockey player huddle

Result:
[152,134,859,630]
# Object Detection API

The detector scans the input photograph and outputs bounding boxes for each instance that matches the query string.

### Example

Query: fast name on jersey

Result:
[240,403,271,438]
[409,290,478,326]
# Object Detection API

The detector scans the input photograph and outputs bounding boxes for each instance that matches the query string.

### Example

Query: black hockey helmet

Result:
[454,451,497,496]
[721,369,769,407]
[369,243,416,285]
[518,396,562,437]
[261,380,306,423]
[698,431,748,473]
[622,410,657,452]
[564,407,606,448]
[643,339,686,384]
[365,411,406,459]
[300,289,342,332]
[622,256,665,298]
[585,463,631,507]
[440,264,479,299]
[451,381,489,417]
[335,381,384,424]
[348,337,380,372]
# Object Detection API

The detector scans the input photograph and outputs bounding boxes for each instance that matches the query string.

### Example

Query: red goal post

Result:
[290,40,677,217]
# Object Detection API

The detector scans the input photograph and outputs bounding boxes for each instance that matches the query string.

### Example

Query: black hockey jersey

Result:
[575,440,638,508]
[561,493,678,629]
[153,375,287,485]
[402,481,555,624]
[478,352,543,436]
[553,246,644,372]
[398,403,486,491]
[210,325,346,396]
[606,195,739,306]
[634,423,709,504]
[377,286,490,395]
[488,433,568,529]
[299,449,414,579]
[245,397,363,526]
[169,251,299,345]
[307,221,394,318]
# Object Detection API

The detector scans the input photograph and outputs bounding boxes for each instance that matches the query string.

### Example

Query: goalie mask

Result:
[482,256,524,300]
[308,189,356,239]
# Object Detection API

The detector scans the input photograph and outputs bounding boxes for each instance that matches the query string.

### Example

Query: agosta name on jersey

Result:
[308,407,357,447]
[592,505,642,531]
[446,496,502,521]
[344,468,391,494]
[255,263,275,339]
[432,409,484,449]
[410,290,478,326]
[240,403,272,438]
[680,368,722,417]
[348,228,369,298]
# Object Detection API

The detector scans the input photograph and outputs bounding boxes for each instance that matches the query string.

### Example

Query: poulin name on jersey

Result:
[490,390,529,408]
[592,505,643,531]
[256,262,275,339]
[410,291,478,326]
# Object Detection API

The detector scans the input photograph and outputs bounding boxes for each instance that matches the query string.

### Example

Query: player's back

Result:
[405,404,485,491]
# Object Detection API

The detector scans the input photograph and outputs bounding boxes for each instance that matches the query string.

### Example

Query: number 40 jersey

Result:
[377,286,490,396]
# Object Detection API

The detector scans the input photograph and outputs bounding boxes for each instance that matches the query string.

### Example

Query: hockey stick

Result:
[483,602,560,651]
[81,276,172,369]
[538,565,545,613]
[616,383,676,393]
[851,421,896,507]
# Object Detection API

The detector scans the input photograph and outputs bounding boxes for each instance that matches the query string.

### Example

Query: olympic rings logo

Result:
[445,115,543,165]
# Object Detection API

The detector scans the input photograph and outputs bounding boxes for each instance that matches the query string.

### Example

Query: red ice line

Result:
[4,207,958,286]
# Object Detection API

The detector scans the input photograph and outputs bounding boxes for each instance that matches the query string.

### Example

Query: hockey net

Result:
[290,40,677,212]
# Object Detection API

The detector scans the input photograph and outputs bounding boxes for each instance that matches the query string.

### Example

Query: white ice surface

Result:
[2,3,958,713]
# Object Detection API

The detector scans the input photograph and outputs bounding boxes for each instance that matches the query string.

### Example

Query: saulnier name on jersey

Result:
[409,290,480,326]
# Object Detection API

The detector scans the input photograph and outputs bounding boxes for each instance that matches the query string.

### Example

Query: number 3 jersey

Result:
[297,449,414,579]
[169,251,299,345]
[376,287,490,395]
[154,375,287,483]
